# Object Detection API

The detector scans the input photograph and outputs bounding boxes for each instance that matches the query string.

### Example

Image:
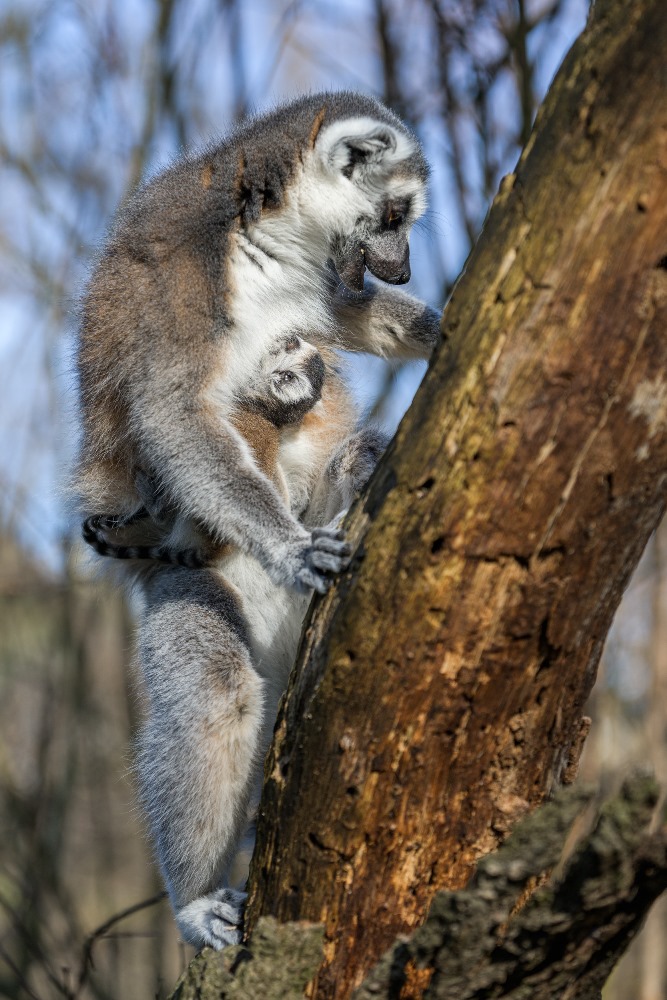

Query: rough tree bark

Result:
[172,777,667,1000]
[172,0,667,995]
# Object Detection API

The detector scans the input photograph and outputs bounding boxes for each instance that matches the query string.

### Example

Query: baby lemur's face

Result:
[242,335,325,428]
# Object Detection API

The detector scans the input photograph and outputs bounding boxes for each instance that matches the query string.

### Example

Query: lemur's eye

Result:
[383,199,408,231]
[277,371,296,383]
[383,208,403,231]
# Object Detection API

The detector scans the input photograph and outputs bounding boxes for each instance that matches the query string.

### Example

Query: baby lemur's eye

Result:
[277,370,296,383]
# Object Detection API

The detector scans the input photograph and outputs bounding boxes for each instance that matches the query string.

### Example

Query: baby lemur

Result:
[75,91,441,949]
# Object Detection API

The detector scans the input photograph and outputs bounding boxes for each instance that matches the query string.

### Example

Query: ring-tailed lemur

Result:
[74,91,441,949]
[76,91,439,581]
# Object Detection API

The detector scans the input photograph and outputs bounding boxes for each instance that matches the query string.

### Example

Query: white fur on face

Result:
[309,117,426,230]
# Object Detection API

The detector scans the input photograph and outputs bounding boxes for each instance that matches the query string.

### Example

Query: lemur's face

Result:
[243,335,325,428]
[314,116,428,293]
[331,197,415,293]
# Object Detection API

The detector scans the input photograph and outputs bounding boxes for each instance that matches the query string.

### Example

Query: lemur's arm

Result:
[331,280,442,361]
[132,389,349,593]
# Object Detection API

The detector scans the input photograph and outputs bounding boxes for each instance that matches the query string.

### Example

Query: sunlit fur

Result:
[75,91,441,949]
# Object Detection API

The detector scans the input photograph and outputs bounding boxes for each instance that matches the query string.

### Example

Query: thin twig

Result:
[75,892,167,997]
[0,891,73,999]
[514,0,535,147]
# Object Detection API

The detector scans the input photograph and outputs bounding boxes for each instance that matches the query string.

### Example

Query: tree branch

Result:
[170,777,667,999]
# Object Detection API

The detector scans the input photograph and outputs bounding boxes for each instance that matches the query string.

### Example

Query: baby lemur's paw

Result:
[176,887,246,951]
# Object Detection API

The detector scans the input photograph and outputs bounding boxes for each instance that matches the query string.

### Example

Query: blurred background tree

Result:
[0,1,663,998]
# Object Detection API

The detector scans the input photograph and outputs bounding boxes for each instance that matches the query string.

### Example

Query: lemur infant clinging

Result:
[83,333,334,570]
[75,91,440,949]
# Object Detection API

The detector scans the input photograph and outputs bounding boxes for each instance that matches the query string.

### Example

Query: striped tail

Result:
[81,515,207,569]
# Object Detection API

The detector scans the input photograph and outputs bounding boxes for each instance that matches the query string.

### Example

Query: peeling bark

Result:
[354,776,667,1000]
[175,0,667,995]
[171,779,667,1000]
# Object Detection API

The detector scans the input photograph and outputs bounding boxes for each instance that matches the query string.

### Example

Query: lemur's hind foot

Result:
[176,887,247,950]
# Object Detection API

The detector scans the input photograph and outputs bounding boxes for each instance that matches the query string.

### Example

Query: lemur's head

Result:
[243,335,325,428]
[308,97,429,292]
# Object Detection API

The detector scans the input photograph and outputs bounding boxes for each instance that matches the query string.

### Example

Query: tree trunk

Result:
[171,777,667,1000]
[173,0,667,994]
[245,0,667,993]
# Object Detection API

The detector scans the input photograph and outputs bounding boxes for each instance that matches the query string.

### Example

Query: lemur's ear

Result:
[317,118,399,177]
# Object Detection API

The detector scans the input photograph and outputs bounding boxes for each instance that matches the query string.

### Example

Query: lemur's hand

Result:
[271,526,351,594]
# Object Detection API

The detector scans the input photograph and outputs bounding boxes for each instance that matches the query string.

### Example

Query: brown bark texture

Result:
[353,775,667,1000]
[240,0,667,993]
[170,777,667,1000]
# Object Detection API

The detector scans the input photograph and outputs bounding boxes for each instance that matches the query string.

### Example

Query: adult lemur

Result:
[75,91,440,949]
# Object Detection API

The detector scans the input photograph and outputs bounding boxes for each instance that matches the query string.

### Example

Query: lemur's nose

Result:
[386,261,411,284]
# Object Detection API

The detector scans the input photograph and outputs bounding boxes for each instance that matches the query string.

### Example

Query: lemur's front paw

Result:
[297,527,352,594]
[274,527,351,595]
[176,887,246,951]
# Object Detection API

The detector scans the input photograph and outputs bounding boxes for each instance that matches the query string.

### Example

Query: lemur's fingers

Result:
[310,529,352,557]
[272,528,350,593]
[208,919,243,949]
[295,567,332,595]
[311,526,346,542]
[176,888,245,951]
[310,548,350,573]
[293,534,352,592]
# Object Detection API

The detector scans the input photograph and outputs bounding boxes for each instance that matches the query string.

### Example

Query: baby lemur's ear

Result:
[316,117,401,178]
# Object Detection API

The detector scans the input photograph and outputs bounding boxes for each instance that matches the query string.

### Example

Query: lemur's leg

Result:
[330,280,442,361]
[305,427,391,528]
[136,566,263,949]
